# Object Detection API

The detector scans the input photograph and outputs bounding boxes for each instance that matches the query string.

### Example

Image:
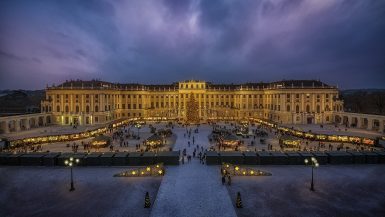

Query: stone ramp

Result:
[150,126,237,217]
[150,162,237,217]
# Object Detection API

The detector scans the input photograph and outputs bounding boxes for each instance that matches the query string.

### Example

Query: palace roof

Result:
[52,79,333,90]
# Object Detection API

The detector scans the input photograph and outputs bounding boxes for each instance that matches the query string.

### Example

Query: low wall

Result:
[0,151,180,166]
[205,150,385,165]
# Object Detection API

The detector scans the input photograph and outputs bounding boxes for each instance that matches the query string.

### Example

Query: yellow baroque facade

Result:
[41,79,343,125]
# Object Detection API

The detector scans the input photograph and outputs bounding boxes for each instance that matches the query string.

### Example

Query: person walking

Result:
[222,176,226,185]
[228,175,232,186]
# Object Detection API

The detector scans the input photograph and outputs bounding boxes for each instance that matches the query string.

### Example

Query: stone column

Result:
[367,118,373,131]
[15,120,21,132]
[3,121,10,134]
[25,119,30,130]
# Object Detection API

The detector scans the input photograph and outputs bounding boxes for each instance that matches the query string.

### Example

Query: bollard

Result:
[144,192,151,208]
[236,192,243,208]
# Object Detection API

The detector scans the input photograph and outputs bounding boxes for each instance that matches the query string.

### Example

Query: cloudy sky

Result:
[0,0,384,90]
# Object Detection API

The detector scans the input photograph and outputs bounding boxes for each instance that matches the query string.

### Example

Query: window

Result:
[287,105,290,112]
[306,105,310,113]
[296,105,300,113]
[56,105,60,112]
[325,105,330,111]
[76,105,79,113]
[95,105,99,112]
[86,105,90,113]
[317,105,320,113]
[65,105,69,113]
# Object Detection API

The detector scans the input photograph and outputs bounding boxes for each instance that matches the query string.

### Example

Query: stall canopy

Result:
[91,135,111,147]
[279,135,301,148]
[145,134,164,148]
[222,134,240,146]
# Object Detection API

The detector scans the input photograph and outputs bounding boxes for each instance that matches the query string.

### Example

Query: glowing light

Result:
[250,170,254,175]
[235,166,239,171]
[158,170,163,174]
[146,167,151,171]
[132,171,136,175]
[226,164,229,168]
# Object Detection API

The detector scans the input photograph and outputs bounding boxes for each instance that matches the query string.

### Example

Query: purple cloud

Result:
[0,0,384,89]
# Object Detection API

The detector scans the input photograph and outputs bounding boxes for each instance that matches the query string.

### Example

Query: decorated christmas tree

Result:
[144,192,151,208]
[186,93,199,123]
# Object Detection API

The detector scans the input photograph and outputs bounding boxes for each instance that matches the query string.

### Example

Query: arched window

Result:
[86,105,90,113]
[325,105,330,111]
[287,105,290,112]
[56,105,60,112]
[296,105,300,113]
[95,105,99,112]
[65,106,69,113]
[317,105,320,113]
[306,105,310,113]
[76,106,79,113]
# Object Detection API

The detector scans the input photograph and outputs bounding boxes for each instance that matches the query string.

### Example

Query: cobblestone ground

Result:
[226,165,385,217]
[0,167,162,217]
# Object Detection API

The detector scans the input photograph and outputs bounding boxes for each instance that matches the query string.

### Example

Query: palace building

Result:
[40,79,343,126]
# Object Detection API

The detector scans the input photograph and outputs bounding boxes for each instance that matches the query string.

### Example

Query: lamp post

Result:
[304,157,319,191]
[65,157,80,192]
[135,123,141,138]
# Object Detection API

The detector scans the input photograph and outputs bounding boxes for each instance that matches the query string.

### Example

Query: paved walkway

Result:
[150,126,237,217]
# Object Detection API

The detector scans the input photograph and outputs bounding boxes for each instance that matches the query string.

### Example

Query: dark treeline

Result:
[341,90,385,115]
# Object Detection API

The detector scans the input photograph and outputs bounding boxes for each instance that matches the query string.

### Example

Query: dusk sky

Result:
[0,0,384,90]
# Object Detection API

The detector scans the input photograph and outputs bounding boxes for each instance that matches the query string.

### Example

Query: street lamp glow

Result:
[304,157,319,191]
[65,157,80,192]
